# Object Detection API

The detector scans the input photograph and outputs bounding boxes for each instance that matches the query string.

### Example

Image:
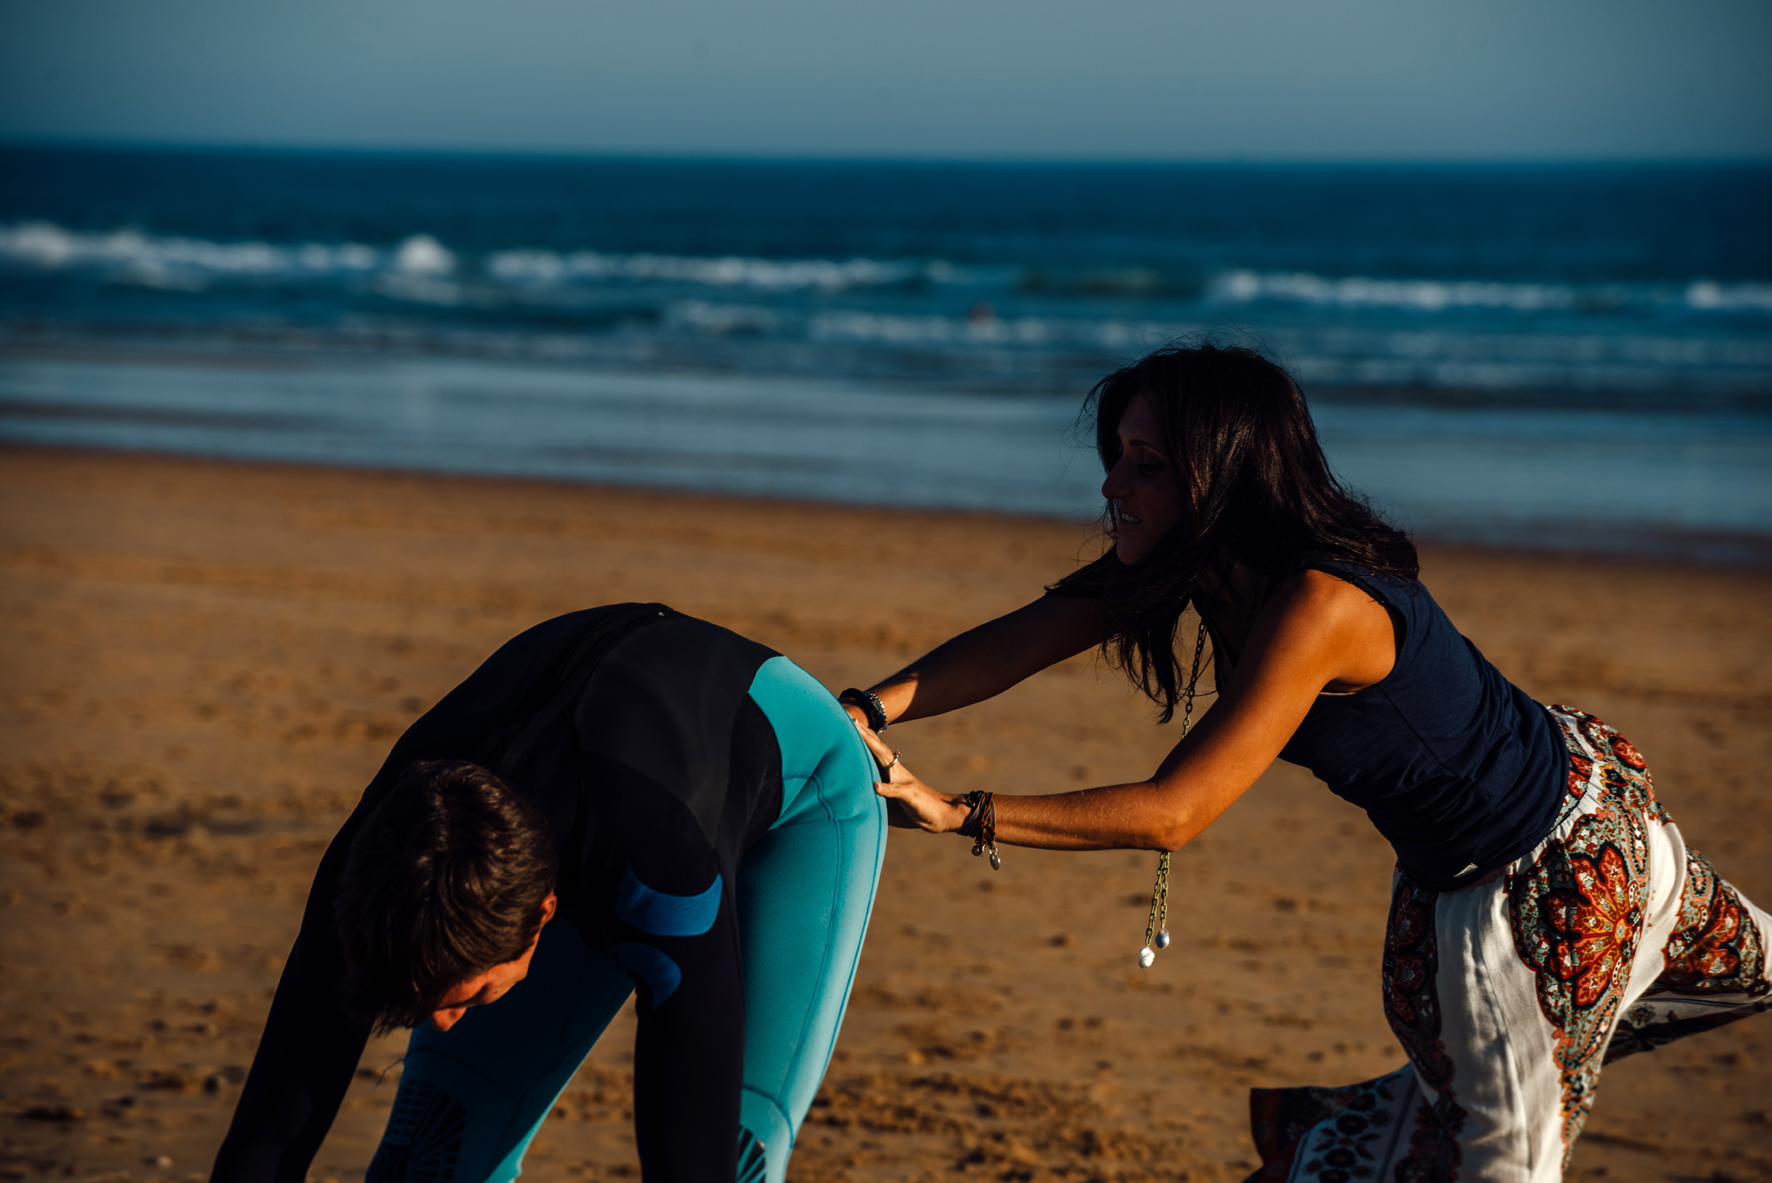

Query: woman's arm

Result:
[856,594,1112,726]
[862,570,1395,852]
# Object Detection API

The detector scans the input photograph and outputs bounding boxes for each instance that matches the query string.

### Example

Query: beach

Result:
[2,444,1769,1182]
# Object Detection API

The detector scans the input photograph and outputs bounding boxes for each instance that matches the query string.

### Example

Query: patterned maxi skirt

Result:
[1246,707,1771,1182]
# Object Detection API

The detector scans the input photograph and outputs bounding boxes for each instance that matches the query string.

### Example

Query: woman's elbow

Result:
[1132,780,1213,852]
[1150,828,1189,853]
[1139,815,1194,853]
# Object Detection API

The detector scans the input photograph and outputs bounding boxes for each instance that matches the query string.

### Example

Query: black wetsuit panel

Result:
[211,604,785,1183]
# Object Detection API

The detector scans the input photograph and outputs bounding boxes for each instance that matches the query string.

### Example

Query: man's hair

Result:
[335,759,558,1033]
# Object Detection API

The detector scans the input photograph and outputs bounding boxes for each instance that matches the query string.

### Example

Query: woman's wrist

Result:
[839,687,890,732]
[955,790,1001,869]
[941,794,971,833]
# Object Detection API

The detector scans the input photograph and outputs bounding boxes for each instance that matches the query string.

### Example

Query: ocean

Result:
[3,146,1769,559]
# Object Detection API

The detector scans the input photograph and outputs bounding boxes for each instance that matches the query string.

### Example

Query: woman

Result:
[840,344,1768,1180]
[212,603,885,1183]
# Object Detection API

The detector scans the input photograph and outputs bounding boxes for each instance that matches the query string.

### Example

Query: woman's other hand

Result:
[853,723,968,834]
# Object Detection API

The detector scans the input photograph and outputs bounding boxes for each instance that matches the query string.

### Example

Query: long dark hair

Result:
[1050,342,1417,721]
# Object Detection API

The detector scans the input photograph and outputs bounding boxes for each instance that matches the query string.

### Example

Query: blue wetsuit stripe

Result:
[614,864,724,937]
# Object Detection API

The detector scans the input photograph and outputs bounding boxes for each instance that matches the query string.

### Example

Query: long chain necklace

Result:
[1138,617,1207,969]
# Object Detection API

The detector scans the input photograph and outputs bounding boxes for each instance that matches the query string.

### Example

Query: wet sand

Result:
[2,446,1768,1182]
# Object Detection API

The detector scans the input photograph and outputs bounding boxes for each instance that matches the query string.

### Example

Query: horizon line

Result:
[5,135,1771,170]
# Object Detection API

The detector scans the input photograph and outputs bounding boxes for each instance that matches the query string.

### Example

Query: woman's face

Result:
[1101,390,1183,565]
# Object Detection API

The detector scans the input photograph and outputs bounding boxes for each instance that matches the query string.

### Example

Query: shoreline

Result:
[2,445,1768,1181]
[4,435,1772,571]
[8,328,1772,413]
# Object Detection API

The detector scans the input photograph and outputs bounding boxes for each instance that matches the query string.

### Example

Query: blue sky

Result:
[2,0,1768,160]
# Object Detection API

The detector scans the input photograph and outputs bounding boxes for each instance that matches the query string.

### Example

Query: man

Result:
[211,603,886,1183]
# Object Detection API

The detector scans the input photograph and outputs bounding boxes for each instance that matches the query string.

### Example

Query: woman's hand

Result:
[853,723,970,834]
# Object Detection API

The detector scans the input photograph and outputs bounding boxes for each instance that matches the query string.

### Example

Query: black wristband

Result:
[839,688,888,732]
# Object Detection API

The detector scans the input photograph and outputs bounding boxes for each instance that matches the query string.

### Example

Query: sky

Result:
[2,0,1769,160]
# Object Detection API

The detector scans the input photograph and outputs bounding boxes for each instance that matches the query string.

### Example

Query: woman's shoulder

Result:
[1272,565,1402,621]
[1283,557,1420,607]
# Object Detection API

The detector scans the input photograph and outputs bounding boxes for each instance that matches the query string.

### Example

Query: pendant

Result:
[1154,928,1170,950]
[989,849,1001,871]
[1138,946,1156,969]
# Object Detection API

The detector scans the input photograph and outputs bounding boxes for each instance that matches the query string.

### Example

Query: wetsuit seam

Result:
[796,731,889,1120]
[738,1088,793,1144]
[777,764,843,1149]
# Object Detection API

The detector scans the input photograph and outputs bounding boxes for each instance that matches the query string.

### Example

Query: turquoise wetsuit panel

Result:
[375,655,884,1183]
[735,657,888,1179]
[385,929,635,1183]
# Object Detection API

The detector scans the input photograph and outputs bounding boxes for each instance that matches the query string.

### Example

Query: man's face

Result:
[428,893,557,1032]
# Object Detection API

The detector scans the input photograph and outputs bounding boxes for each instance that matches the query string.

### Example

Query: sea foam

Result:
[0,221,384,283]
[487,248,945,291]
[6,221,1768,323]
[1211,268,1772,317]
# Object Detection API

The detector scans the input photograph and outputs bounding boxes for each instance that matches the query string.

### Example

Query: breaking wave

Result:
[0,221,954,294]
[1209,268,1772,317]
[488,248,957,291]
[6,221,1768,319]
[4,219,1768,397]
[0,221,401,289]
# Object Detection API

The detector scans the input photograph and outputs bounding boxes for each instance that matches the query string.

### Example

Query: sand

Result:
[1,445,1768,1183]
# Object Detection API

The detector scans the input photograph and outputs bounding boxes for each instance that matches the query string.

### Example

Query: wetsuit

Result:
[210,604,886,1183]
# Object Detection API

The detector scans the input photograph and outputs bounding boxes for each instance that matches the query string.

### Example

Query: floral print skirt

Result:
[1246,706,1771,1183]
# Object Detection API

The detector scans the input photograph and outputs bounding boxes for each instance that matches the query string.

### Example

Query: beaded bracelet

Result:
[957,790,1000,871]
